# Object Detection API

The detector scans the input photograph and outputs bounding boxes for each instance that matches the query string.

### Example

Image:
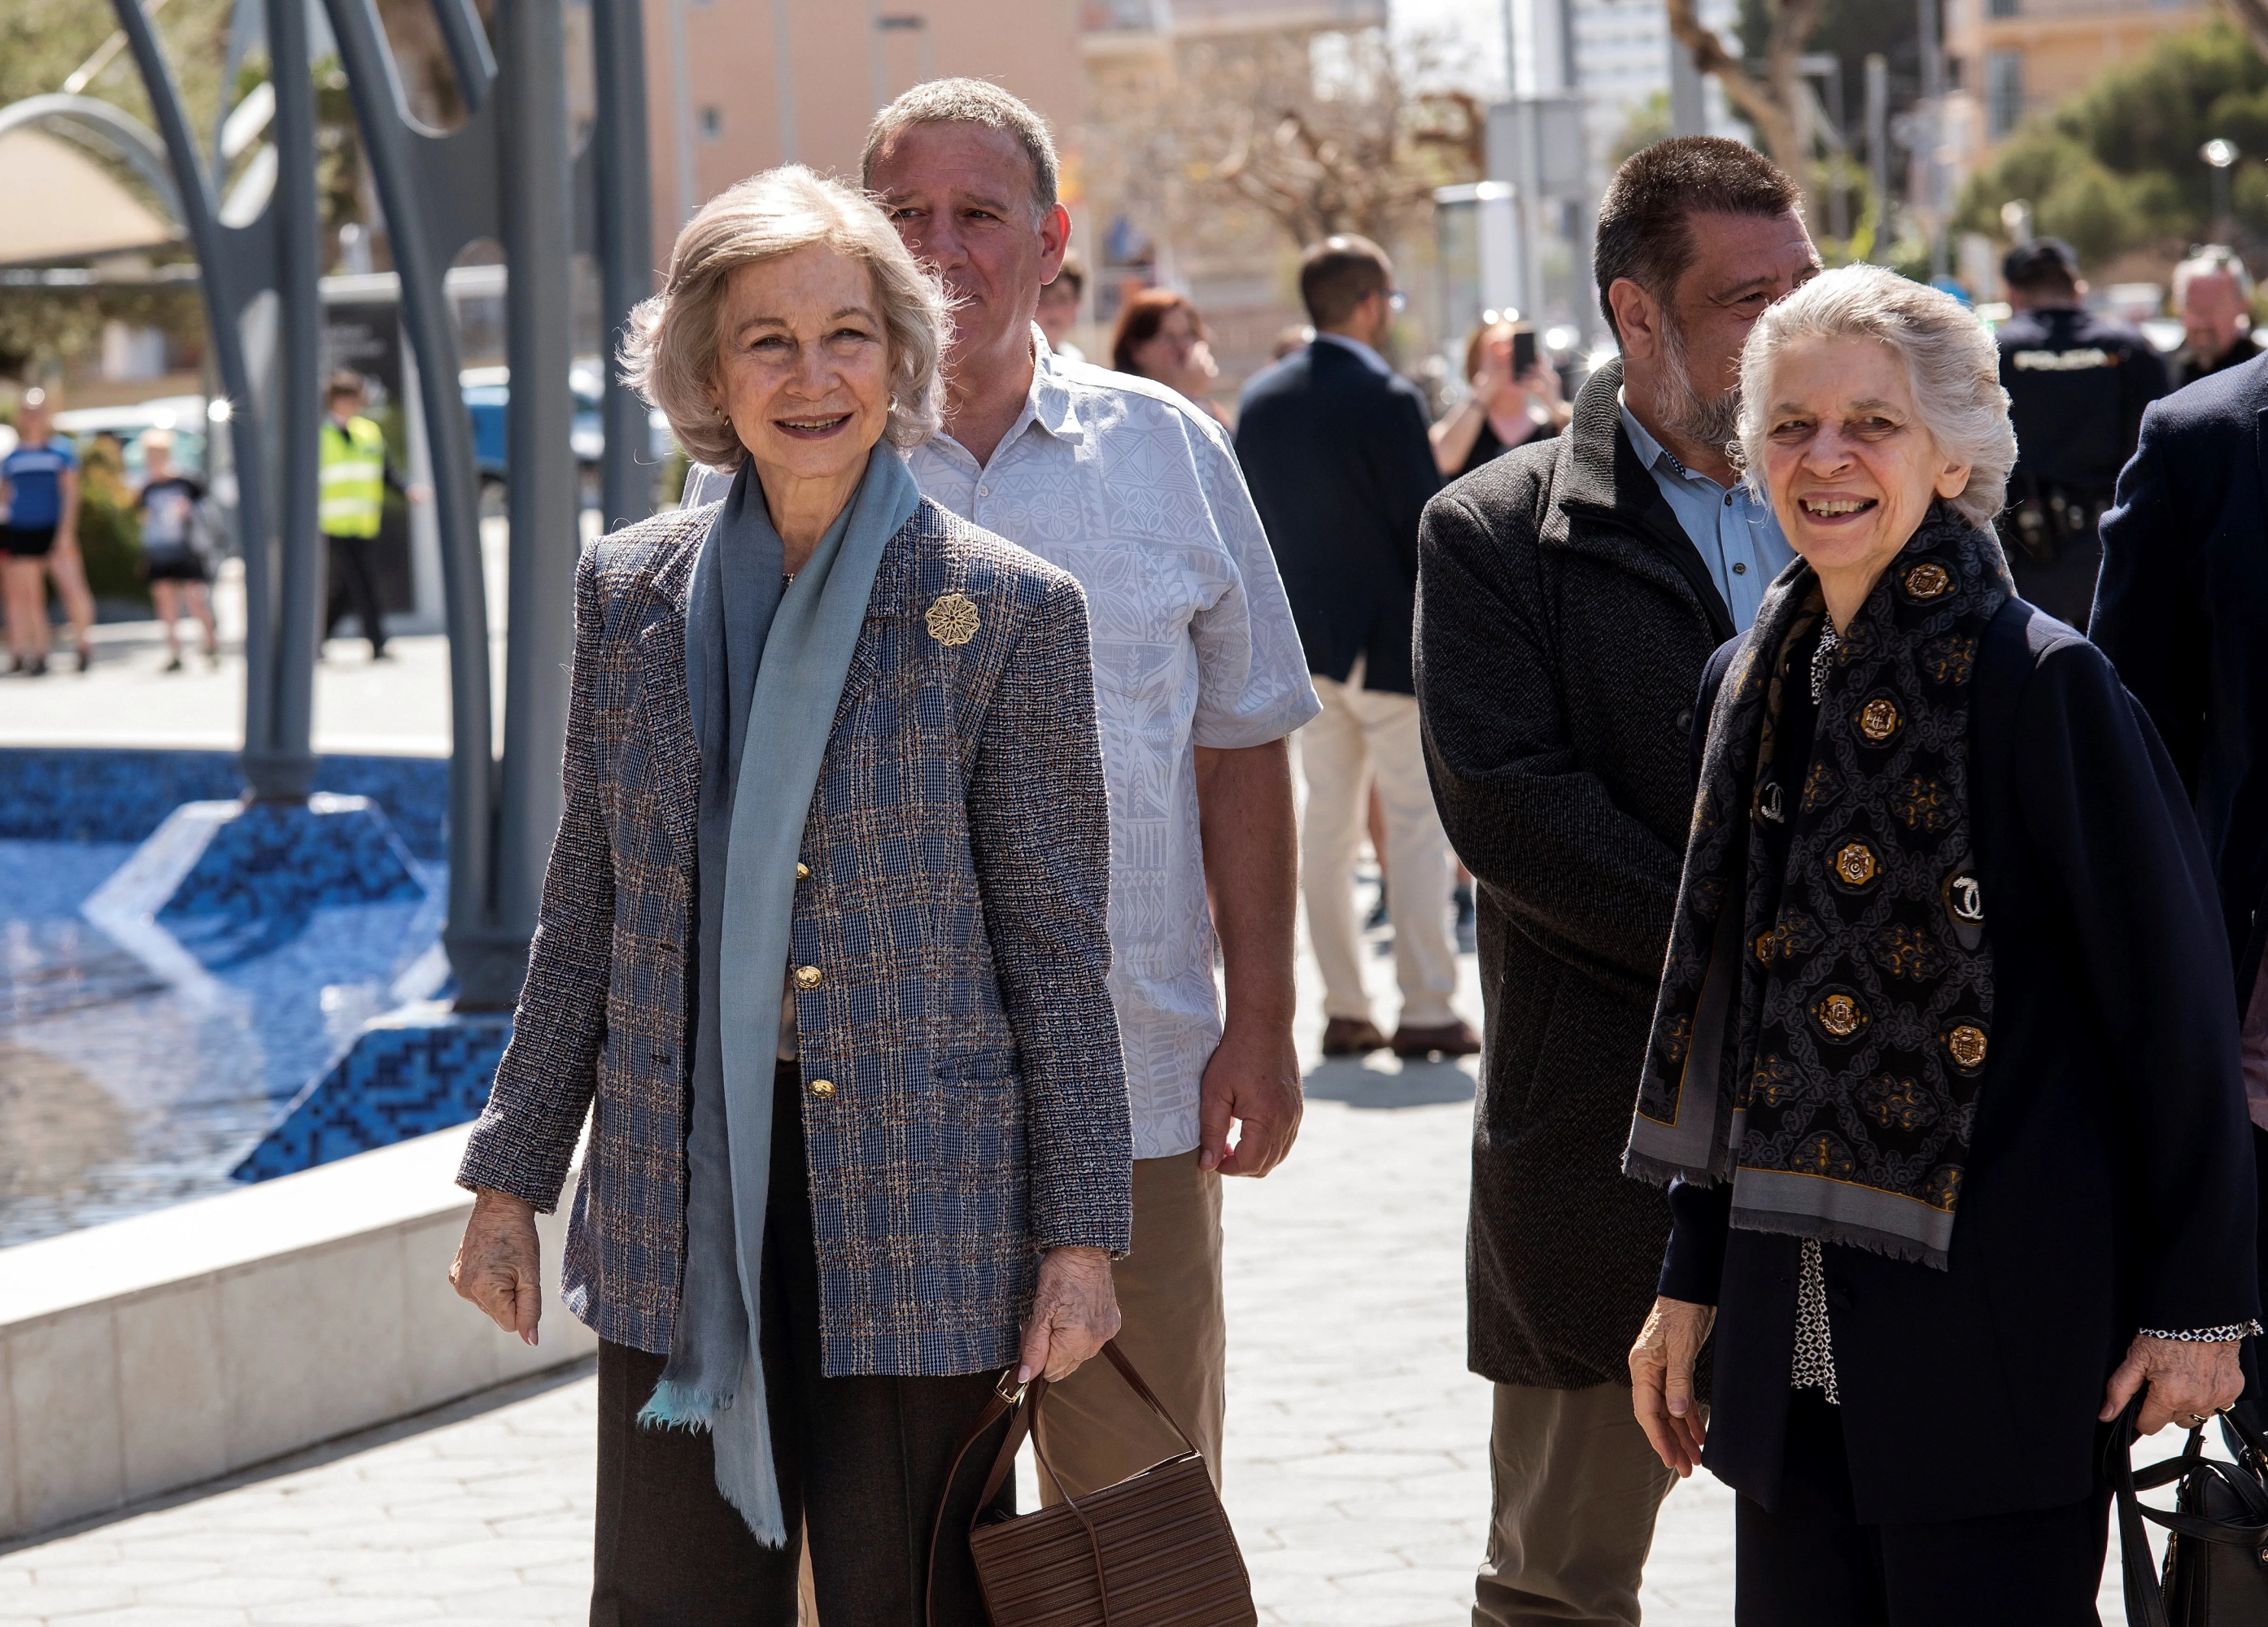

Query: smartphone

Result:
[1511,328,1537,376]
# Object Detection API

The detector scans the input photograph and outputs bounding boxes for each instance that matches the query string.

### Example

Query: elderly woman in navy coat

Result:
[1624,264,2258,1625]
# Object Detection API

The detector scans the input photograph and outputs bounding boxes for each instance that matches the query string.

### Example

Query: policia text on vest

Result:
[1994,304,2169,629]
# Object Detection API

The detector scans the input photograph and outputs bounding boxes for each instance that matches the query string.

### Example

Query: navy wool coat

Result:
[1235,338,1442,696]
[1664,601,2258,1524]
[458,497,1134,1376]
[2093,350,2268,1003]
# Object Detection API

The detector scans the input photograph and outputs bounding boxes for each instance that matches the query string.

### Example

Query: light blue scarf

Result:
[641,447,921,1542]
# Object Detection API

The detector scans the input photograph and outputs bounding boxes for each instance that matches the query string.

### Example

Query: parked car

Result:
[460,360,674,514]
[50,397,212,482]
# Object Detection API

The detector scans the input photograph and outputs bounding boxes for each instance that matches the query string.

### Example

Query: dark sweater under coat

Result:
[1414,359,1735,1389]
[2092,350,2268,1004]
[1235,338,1442,696]
[1660,600,2258,1526]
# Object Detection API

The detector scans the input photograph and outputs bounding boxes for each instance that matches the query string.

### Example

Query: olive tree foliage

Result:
[1955,21,2268,267]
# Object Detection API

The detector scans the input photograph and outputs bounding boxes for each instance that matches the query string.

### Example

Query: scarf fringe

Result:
[637,1379,729,1432]
[1620,1149,1725,1190]
[713,1453,790,1548]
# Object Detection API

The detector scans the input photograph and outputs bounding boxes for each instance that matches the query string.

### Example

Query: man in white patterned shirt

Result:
[690,81,1319,1495]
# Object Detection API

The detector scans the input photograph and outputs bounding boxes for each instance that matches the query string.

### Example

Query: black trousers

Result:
[591,1066,1013,1627]
[322,532,388,654]
[1734,1390,2109,1627]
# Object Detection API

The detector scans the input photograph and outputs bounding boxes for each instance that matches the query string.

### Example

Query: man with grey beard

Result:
[1413,137,1817,1625]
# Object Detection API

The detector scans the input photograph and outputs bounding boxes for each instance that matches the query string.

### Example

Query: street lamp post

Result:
[2204,138,2239,240]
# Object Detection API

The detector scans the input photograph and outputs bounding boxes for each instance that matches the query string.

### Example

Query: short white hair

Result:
[619,164,948,470]
[1735,264,2015,530]
[2173,245,2253,310]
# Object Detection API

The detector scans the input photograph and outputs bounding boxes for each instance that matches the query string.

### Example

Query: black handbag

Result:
[2109,1394,2268,1626]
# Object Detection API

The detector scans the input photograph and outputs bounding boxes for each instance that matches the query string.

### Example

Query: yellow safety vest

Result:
[318,415,388,539]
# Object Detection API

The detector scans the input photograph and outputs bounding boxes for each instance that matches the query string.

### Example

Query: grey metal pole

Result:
[262,0,324,800]
[107,0,286,800]
[478,0,578,1010]
[321,0,500,1005]
[1670,36,1707,137]
[667,0,696,224]
[1918,0,1948,280]
[1865,54,1889,260]
[592,0,654,532]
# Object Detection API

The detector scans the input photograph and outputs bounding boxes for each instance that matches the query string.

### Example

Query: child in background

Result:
[135,430,218,671]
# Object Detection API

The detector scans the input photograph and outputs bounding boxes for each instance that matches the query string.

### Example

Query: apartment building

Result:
[638,0,1085,277]
[1943,0,2208,162]
[628,0,1393,399]
[1079,0,1394,394]
[1564,0,1739,182]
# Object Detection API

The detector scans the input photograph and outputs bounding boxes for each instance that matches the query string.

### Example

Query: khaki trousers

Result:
[1300,661,1459,1029]
[1034,1151,1226,1500]
[1473,1382,1681,1627]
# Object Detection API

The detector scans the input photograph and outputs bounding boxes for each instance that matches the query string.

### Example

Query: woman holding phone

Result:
[1431,316,1567,480]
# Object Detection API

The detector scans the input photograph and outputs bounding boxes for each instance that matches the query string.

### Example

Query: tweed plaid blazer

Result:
[458,495,1132,1376]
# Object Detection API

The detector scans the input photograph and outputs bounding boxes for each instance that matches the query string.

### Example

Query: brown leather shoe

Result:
[1392,1019,1481,1058]
[1320,1017,1389,1057]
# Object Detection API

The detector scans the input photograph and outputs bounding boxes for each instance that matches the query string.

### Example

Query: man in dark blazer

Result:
[1415,137,1817,1625]
[2091,348,2268,1414]
[1236,235,1475,1059]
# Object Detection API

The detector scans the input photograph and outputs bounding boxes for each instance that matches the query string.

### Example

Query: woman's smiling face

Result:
[713,245,892,484]
[1759,335,1972,592]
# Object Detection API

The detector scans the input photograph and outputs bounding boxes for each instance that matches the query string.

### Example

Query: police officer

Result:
[1994,237,2169,627]
[318,368,404,660]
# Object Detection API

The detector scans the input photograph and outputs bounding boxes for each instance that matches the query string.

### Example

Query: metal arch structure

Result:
[110,0,326,804]
[0,95,185,222]
[320,0,645,1010]
[112,0,652,1013]
[588,0,654,535]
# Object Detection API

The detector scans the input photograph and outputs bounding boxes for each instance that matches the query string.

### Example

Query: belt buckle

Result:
[996,1369,1028,1406]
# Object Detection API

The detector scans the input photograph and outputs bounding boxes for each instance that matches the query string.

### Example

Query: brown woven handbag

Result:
[926,1340,1258,1627]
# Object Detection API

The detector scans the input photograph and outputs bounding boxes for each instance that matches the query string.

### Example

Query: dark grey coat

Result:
[1414,360,1735,1389]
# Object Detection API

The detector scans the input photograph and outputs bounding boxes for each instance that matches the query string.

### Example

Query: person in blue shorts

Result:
[2,390,97,674]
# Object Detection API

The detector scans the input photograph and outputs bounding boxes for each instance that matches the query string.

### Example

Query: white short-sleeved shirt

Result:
[696,338,1319,1157]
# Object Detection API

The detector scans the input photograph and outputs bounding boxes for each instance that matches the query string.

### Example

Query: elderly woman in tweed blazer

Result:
[445,165,1131,1626]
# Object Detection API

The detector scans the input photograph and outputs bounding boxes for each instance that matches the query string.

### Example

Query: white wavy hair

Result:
[1734,264,2015,530]
[620,164,949,469]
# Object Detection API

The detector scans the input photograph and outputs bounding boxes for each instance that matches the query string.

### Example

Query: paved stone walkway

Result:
[2,1083,1709,1627]
[0,674,2166,1621]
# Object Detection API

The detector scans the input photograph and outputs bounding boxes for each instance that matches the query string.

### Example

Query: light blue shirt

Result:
[1618,397,1793,633]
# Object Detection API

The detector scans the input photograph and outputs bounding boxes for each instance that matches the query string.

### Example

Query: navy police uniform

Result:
[1995,304,2168,627]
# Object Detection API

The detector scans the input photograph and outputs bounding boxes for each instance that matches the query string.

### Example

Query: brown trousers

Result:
[1473,1381,1681,1627]
[1033,1151,1226,1500]
[590,1066,1012,1627]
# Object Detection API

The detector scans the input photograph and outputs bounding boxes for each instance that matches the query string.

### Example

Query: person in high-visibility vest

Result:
[319,369,403,659]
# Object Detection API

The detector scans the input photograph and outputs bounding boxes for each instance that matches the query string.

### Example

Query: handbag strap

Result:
[2109,1396,2179,1627]
[922,1339,1202,1627]
[2107,1394,2268,1627]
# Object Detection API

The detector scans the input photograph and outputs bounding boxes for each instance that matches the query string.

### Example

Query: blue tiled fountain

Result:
[0,748,511,1246]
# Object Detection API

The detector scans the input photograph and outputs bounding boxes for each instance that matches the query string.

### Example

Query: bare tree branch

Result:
[2218,0,2268,64]
[1663,0,1825,177]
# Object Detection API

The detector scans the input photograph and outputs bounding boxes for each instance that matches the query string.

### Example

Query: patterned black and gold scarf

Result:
[1625,506,2014,1268]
